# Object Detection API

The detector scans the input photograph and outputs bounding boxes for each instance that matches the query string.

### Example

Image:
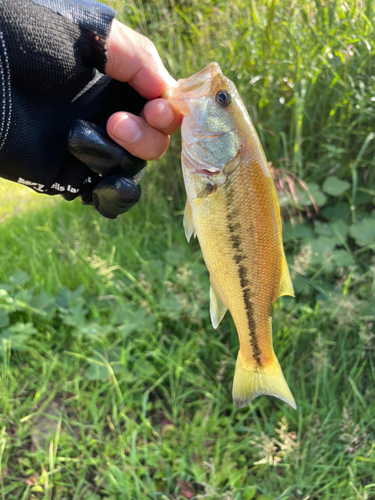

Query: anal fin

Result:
[183,198,195,242]
[210,285,227,329]
[278,251,294,298]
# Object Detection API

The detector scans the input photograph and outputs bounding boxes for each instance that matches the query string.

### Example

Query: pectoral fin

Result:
[277,252,294,299]
[210,285,227,329]
[183,198,196,242]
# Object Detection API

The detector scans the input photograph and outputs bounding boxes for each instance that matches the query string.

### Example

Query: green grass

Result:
[1,0,375,499]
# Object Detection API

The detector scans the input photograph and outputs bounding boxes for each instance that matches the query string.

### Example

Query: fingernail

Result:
[153,102,174,129]
[112,114,142,144]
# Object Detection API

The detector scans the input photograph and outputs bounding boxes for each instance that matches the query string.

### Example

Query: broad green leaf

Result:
[55,286,85,308]
[321,202,350,221]
[113,304,133,326]
[294,223,315,240]
[160,293,185,320]
[118,307,156,337]
[354,191,373,204]
[322,175,351,197]
[9,271,30,286]
[302,236,337,265]
[282,222,297,243]
[349,218,375,247]
[296,183,327,207]
[164,249,185,266]
[283,221,314,242]
[323,144,346,157]
[313,236,337,254]
[0,330,30,351]
[29,293,55,315]
[86,347,123,381]
[60,302,88,328]
[135,359,158,376]
[243,485,257,500]
[85,355,108,381]
[144,259,165,281]
[292,274,310,293]
[331,250,354,267]
[0,321,36,351]
[0,310,10,328]
[8,322,38,335]
[330,219,349,239]
[314,220,332,236]
[79,323,111,338]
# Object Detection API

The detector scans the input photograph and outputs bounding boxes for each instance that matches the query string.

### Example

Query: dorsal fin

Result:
[183,198,195,242]
[210,284,227,329]
[277,252,294,299]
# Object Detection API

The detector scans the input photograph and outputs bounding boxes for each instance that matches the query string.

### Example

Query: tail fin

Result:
[232,349,296,409]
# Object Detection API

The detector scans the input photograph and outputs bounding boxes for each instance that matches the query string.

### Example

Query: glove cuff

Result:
[29,0,116,72]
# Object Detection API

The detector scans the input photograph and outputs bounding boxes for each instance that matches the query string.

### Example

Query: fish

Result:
[163,63,296,409]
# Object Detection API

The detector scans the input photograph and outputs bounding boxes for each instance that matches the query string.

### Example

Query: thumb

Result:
[105,20,176,100]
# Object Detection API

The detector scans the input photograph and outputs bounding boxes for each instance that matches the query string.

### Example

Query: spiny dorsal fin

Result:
[210,284,227,329]
[183,198,195,242]
[278,251,294,299]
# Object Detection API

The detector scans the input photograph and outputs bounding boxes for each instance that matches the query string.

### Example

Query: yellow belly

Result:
[187,159,282,366]
[183,157,296,409]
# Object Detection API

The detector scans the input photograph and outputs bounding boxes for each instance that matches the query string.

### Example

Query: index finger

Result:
[105,20,176,100]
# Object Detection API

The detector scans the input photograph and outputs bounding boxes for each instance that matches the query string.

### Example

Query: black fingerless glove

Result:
[0,0,147,218]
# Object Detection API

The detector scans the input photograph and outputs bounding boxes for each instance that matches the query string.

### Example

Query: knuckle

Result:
[138,33,154,52]
[140,36,161,64]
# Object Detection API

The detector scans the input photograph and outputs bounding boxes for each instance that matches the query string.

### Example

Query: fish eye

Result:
[215,89,232,107]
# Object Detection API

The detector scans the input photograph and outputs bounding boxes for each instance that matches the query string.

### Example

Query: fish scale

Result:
[190,162,277,362]
[164,62,296,409]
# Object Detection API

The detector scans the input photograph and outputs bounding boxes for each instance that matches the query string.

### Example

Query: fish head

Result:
[164,63,248,187]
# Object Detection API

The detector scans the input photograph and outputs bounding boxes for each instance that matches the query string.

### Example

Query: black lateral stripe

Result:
[225,182,262,366]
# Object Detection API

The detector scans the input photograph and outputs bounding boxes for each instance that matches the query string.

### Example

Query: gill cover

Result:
[163,63,242,185]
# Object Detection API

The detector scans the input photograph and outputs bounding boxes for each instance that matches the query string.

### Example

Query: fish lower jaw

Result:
[184,159,227,185]
[196,168,226,184]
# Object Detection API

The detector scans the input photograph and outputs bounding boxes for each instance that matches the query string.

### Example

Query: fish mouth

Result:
[177,62,222,93]
[162,62,224,114]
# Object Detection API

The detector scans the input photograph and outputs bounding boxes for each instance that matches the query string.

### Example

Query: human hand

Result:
[68,20,183,218]
[105,20,182,161]
[0,0,182,218]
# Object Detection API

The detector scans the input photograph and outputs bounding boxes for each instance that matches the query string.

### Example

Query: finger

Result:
[92,175,142,219]
[106,20,175,99]
[67,120,146,178]
[143,99,182,136]
[107,112,170,161]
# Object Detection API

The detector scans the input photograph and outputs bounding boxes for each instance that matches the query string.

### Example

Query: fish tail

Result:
[232,349,296,409]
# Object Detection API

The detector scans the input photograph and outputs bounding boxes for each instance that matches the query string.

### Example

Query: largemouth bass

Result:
[164,63,296,409]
